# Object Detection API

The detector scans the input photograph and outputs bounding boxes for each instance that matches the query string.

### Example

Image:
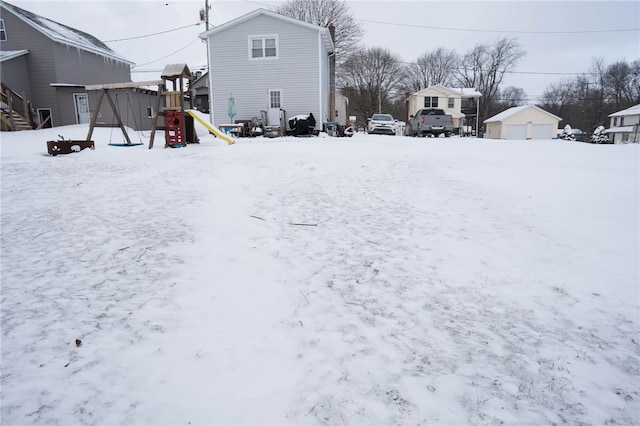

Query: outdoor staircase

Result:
[1,82,35,131]
[1,110,33,131]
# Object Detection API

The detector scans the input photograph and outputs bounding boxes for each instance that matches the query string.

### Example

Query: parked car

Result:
[368,113,398,135]
[406,108,453,137]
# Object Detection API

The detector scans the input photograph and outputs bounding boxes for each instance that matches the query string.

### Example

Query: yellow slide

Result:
[186,110,236,145]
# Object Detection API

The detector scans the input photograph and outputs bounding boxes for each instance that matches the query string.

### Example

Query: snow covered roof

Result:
[608,104,640,117]
[0,49,29,62]
[450,87,483,98]
[484,105,562,123]
[199,8,334,53]
[1,1,132,65]
[605,126,637,133]
[161,64,192,79]
[409,85,482,100]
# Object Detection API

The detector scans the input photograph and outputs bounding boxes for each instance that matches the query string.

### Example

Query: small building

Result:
[484,105,562,140]
[606,104,640,143]
[199,8,335,131]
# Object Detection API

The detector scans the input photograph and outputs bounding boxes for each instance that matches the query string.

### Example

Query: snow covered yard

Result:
[1,125,639,425]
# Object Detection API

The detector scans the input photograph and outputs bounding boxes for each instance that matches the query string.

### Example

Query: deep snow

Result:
[1,122,639,425]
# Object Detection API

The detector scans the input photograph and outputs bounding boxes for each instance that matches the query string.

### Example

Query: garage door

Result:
[505,125,526,140]
[531,124,554,139]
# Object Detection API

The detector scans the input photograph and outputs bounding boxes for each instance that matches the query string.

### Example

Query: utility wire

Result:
[104,23,202,42]
[356,18,640,34]
[132,38,201,68]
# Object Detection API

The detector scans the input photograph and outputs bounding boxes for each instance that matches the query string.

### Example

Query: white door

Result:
[505,124,526,140]
[267,89,281,126]
[531,124,554,139]
[74,93,90,124]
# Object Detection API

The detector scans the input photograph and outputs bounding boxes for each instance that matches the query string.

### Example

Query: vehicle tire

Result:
[445,132,451,138]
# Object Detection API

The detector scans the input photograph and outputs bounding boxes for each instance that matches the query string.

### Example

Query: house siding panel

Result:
[208,14,324,128]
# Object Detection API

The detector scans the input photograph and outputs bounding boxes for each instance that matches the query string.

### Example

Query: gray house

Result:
[198,8,335,131]
[0,1,156,131]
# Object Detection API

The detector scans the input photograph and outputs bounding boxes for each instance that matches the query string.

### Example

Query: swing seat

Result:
[108,142,144,147]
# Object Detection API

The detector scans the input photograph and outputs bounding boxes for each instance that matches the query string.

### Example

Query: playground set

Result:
[46,64,234,155]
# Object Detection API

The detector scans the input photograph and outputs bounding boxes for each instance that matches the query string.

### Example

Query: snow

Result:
[1,124,639,425]
[1,1,130,64]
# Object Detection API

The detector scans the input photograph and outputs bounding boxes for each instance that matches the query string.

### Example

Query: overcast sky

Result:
[9,0,640,102]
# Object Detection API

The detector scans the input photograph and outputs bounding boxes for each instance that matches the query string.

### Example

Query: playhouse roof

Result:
[161,64,192,79]
[0,1,132,65]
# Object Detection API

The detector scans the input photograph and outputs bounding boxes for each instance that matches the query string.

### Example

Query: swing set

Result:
[84,80,165,148]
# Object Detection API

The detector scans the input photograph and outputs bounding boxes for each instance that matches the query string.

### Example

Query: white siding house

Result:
[606,104,640,143]
[199,9,334,131]
[484,105,562,140]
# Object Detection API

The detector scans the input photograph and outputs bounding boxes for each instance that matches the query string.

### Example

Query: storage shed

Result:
[484,105,562,140]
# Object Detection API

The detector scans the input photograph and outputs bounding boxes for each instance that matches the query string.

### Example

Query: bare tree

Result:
[403,47,459,92]
[455,38,526,124]
[339,47,405,124]
[540,57,640,136]
[604,60,637,109]
[273,0,363,63]
[498,86,527,107]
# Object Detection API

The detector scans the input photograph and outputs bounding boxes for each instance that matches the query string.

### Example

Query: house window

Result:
[249,35,278,59]
[0,19,6,41]
[620,117,624,126]
[448,97,454,109]
[146,106,154,118]
[270,90,281,108]
[424,96,438,108]
[614,117,618,126]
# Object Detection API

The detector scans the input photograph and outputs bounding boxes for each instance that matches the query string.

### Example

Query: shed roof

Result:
[484,105,562,123]
[608,104,640,117]
[199,8,334,53]
[1,1,132,65]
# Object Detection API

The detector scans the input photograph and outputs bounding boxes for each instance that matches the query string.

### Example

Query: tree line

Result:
[275,0,639,133]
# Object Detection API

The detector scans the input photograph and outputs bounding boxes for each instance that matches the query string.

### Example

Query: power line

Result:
[356,18,640,34]
[104,23,202,42]
[132,38,201,68]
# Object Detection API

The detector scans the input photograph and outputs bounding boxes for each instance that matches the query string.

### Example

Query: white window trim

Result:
[0,19,6,41]
[248,34,279,60]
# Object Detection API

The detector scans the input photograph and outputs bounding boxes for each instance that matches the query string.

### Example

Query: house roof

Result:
[605,126,637,133]
[608,104,640,117]
[484,105,562,123]
[0,49,29,62]
[450,87,483,98]
[199,8,335,53]
[1,1,132,65]
[409,85,482,100]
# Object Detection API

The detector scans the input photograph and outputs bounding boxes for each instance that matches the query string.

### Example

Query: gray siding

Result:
[1,5,133,128]
[208,14,329,129]
[86,89,159,131]
[0,54,31,99]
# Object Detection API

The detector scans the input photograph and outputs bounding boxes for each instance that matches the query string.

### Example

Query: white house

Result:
[484,105,562,140]
[198,9,334,131]
[606,104,640,143]
[405,85,482,134]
